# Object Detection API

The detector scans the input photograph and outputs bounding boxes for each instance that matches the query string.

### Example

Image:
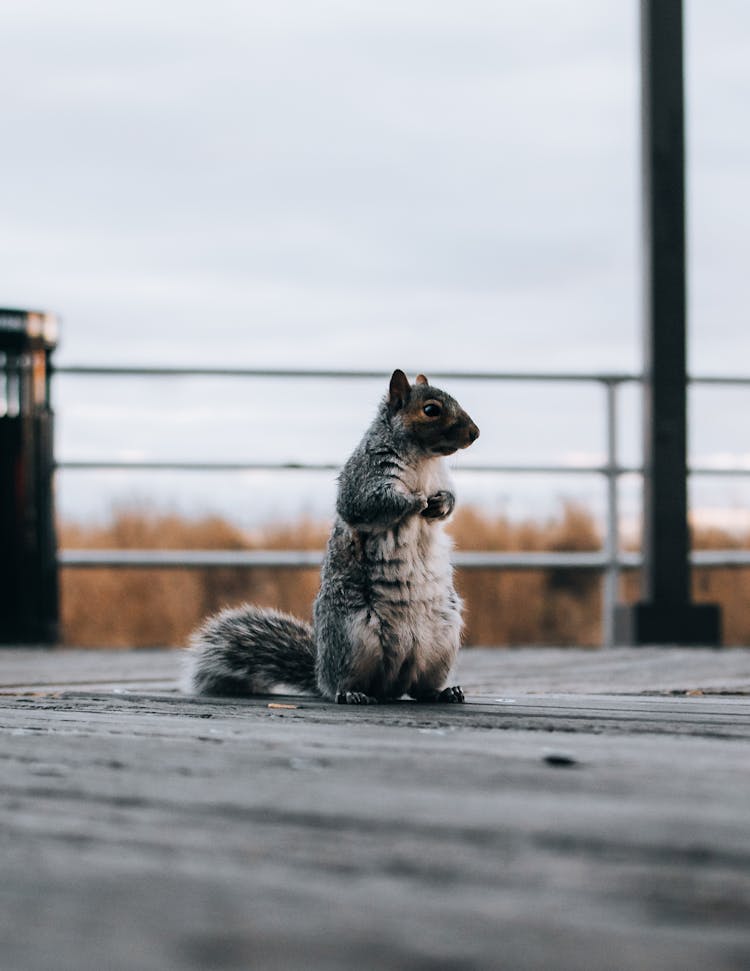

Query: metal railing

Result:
[54,365,750,646]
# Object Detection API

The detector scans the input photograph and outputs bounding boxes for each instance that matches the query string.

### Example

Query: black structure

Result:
[0,309,59,644]
[615,0,721,645]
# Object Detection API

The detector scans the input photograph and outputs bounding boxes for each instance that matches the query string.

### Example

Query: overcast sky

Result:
[1,1,748,527]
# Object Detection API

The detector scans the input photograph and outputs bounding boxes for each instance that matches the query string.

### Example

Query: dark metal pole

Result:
[0,310,60,645]
[615,0,720,645]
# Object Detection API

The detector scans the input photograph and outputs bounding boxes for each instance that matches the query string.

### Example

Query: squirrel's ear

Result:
[415,374,429,386]
[388,369,411,411]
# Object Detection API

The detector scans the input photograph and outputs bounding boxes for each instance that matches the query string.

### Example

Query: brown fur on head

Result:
[387,369,479,456]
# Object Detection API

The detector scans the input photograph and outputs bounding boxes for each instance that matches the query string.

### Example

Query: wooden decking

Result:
[1,646,750,971]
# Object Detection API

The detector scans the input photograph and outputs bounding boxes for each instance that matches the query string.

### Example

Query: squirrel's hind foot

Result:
[414,685,465,704]
[336,691,379,705]
[439,685,465,703]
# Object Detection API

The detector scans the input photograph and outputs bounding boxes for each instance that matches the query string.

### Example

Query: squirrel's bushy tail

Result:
[183,604,318,697]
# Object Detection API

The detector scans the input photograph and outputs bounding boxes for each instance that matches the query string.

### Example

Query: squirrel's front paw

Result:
[420,490,455,520]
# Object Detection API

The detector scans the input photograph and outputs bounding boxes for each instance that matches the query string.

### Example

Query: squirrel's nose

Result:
[468,422,479,443]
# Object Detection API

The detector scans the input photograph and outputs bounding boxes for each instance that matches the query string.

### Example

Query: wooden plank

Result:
[5,689,750,739]
[1,646,749,695]
[1,656,750,971]
[456,647,750,696]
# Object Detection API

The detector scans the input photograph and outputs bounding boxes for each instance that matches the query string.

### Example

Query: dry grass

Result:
[59,504,750,648]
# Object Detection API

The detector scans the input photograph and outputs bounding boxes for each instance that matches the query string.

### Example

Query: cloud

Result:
[1,1,749,524]
[1,2,640,335]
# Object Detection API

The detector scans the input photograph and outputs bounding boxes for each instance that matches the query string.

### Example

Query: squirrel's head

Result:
[386,369,480,456]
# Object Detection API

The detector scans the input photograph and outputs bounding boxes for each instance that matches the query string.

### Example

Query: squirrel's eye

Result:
[423,402,442,418]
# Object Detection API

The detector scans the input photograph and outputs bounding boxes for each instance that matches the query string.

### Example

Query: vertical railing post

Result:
[602,379,620,648]
[614,0,720,645]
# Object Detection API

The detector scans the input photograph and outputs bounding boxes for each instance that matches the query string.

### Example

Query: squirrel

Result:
[183,369,480,704]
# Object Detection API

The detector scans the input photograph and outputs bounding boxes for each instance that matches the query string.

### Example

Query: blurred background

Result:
[1,1,748,646]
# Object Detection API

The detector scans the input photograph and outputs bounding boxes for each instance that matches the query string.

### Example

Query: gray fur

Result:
[183,605,317,696]
[184,372,479,703]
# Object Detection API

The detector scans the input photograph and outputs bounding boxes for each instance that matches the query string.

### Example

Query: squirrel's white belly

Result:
[348,516,462,691]
[409,455,452,498]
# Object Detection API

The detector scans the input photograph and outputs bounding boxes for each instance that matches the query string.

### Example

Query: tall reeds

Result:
[59,504,750,647]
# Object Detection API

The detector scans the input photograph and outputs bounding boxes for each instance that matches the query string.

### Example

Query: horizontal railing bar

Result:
[689,376,750,386]
[49,365,750,386]
[57,549,622,569]
[691,549,750,566]
[58,548,750,570]
[59,550,325,568]
[52,364,643,384]
[57,460,343,473]
[54,459,750,478]
[55,460,642,476]
[456,552,639,569]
